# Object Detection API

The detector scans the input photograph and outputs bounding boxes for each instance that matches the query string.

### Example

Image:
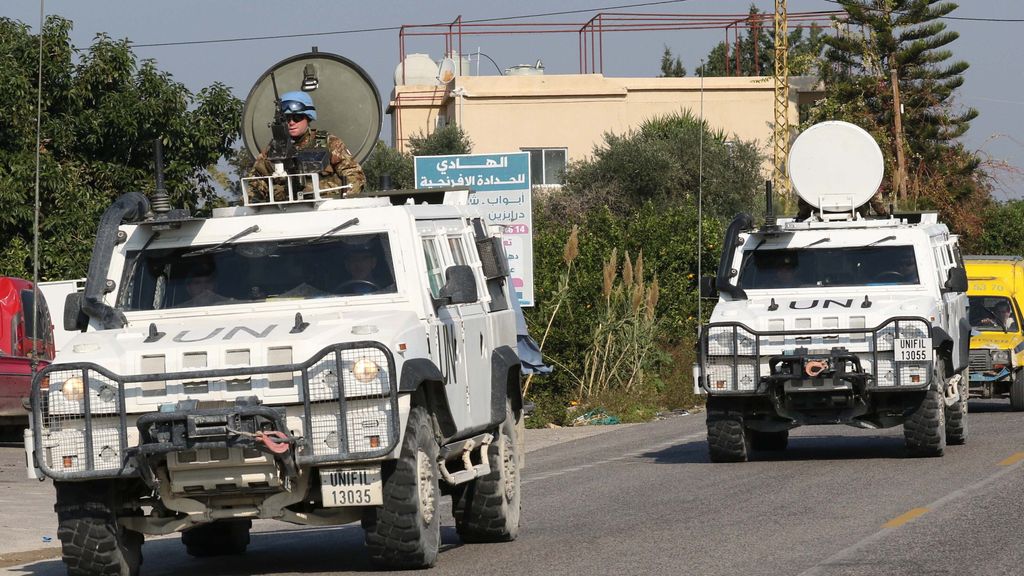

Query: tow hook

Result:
[226,427,294,454]
[804,359,830,377]
[257,431,292,455]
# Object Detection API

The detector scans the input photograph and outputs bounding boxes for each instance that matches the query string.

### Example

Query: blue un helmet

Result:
[279,91,317,121]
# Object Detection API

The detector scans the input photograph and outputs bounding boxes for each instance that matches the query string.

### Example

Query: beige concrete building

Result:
[388,73,821,185]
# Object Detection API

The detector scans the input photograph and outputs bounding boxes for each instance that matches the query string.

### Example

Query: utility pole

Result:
[890,59,908,203]
[772,0,791,198]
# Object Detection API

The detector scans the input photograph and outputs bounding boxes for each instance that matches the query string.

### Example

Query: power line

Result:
[134,0,695,48]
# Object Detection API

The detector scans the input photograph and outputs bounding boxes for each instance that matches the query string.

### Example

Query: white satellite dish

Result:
[437,57,457,84]
[788,121,884,212]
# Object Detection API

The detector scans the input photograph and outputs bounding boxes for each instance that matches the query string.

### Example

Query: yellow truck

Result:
[966,256,1024,410]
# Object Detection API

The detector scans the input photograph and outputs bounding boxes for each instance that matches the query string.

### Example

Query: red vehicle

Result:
[0,277,54,429]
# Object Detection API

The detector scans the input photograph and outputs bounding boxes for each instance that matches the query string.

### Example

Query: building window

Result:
[523,148,567,185]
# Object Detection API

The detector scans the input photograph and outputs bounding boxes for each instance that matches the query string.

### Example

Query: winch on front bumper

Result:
[29,342,399,481]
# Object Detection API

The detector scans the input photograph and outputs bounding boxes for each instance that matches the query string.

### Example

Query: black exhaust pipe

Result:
[82,192,151,329]
[716,213,752,301]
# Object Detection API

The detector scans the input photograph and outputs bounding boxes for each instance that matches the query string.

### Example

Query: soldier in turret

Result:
[249,91,366,201]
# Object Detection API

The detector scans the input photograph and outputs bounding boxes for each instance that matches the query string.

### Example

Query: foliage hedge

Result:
[523,111,764,425]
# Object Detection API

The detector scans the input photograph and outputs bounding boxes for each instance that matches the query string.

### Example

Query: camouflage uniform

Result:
[249,128,366,202]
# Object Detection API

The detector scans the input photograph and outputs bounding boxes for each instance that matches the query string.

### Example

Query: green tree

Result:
[659,46,686,77]
[362,141,415,191]
[524,111,761,423]
[559,110,765,221]
[808,0,989,235]
[974,201,1024,256]
[698,5,825,77]
[408,123,473,157]
[0,16,242,280]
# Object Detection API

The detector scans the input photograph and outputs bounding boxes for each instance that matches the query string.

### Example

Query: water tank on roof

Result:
[505,60,545,76]
[394,53,439,86]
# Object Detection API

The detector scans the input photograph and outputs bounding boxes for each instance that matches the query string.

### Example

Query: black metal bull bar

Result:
[30,342,399,480]
[698,316,934,394]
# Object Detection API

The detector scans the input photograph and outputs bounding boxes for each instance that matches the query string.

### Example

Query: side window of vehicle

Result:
[951,244,965,269]
[931,245,949,284]
[20,289,48,341]
[447,234,468,266]
[448,231,488,304]
[422,237,445,298]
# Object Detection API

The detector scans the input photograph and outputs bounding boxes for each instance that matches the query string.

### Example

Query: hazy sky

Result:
[5,0,1023,199]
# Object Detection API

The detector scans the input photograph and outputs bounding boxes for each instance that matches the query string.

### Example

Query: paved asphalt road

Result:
[4,399,1024,575]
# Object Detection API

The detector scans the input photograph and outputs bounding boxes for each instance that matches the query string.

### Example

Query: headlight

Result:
[351,358,380,382]
[61,377,85,401]
[992,350,1011,365]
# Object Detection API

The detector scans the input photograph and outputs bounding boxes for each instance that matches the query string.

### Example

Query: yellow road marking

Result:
[883,507,929,528]
[999,452,1024,466]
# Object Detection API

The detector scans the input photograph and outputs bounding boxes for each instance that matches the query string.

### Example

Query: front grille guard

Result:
[699,317,933,394]
[30,342,399,480]
[968,349,993,372]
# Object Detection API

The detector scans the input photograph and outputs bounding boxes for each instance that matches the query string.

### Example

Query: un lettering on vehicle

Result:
[319,466,382,507]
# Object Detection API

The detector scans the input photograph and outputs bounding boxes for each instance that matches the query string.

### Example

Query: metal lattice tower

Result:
[772,0,791,197]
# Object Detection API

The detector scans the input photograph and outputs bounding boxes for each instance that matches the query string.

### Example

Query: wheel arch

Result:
[399,358,457,439]
[491,345,522,423]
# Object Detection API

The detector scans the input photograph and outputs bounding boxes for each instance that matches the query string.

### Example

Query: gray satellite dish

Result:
[242,50,382,164]
[788,121,884,212]
[437,57,457,84]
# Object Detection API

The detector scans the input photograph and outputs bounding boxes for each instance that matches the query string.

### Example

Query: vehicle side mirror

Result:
[435,265,478,307]
[699,276,719,299]
[944,267,968,293]
[64,292,89,332]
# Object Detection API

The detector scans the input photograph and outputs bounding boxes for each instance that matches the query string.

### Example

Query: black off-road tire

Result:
[750,429,789,452]
[1011,369,1024,411]
[454,401,522,543]
[707,418,750,463]
[904,389,946,457]
[365,406,441,569]
[945,369,969,445]
[55,482,144,576]
[181,519,251,557]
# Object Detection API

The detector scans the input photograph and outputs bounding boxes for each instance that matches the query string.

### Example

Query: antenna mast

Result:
[772,0,791,198]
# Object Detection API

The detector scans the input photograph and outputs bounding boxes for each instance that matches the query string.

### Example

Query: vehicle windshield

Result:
[969,296,1019,333]
[119,233,397,311]
[738,245,920,289]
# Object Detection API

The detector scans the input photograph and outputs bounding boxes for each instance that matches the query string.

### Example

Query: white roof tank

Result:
[394,53,438,86]
[788,121,884,213]
[505,60,545,76]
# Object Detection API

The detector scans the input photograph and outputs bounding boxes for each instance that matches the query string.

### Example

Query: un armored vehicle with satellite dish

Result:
[696,121,971,462]
[26,50,525,574]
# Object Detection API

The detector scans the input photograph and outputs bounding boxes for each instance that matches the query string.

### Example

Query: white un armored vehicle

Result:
[696,121,971,462]
[26,51,524,574]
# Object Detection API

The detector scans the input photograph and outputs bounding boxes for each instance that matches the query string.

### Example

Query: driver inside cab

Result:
[338,239,394,295]
[877,251,920,284]
[980,300,1018,332]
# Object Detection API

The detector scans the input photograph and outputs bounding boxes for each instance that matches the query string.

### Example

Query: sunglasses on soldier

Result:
[284,114,309,123]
